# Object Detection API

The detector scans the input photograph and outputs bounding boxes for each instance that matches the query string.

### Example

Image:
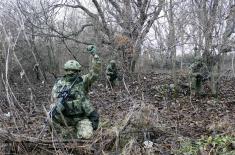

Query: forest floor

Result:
[0,71,235,154]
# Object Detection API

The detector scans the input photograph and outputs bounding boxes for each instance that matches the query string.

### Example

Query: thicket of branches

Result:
[0,0,234,86]
[0,0,234,154]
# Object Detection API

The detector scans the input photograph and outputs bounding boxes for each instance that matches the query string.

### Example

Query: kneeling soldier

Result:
[50,45,101,139]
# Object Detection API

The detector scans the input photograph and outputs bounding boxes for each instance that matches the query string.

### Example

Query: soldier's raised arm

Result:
[82,45,101,94]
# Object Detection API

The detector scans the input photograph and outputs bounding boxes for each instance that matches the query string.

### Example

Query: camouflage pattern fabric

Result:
[76,119,93,139]
[51,55,101,139]
[189,58,209,96]
[53,118,93,139]
[106,62,118,87]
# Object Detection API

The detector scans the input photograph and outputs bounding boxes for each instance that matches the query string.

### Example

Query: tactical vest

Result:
[58,76,87,117]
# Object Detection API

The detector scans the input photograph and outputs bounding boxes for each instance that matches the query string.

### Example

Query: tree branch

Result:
[92,0,110,37]
[53,4,98,20]
[108,0,122,15]
[140,0,164,39]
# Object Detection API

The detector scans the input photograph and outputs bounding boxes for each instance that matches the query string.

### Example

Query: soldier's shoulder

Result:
[189,63,195,68]
[106,63,112,68]
[81,74,88,81]
[53,76,66,85]
[57,76,64,81]
[106,64,112,71]
[202,62,207,66]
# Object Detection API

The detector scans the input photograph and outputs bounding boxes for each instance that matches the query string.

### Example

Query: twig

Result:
[122,74,130,95]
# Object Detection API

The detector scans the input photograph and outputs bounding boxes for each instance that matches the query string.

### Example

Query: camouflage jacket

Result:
[51,55,101,118]
[189,61,209,80]
[106,64,117,80]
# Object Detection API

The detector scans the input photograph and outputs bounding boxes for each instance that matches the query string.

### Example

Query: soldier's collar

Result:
[64,74,80,82]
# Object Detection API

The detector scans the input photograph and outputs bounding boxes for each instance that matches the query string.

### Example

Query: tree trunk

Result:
[131,39,142,72]
[216,4,235,94]
[46,37,59,77]
[30,27,47,81]
[168,0,177,90]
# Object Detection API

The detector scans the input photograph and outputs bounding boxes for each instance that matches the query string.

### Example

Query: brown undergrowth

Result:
[0,72,235,154]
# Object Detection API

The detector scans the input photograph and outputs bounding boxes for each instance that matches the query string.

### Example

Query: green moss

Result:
[175,135,235,155]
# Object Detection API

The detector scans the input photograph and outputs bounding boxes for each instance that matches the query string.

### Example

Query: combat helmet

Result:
[64,60,81,72]
[110,60,116,64]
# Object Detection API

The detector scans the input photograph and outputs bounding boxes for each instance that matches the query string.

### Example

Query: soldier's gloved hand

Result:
[106,76,111,80]
[67,93,76,100]
[44,117,49,124]
[88,111,99,130]
[94,54,99,60]
[87,45,96,56]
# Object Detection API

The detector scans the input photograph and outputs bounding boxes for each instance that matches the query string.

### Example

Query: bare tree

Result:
[50,0,164,71]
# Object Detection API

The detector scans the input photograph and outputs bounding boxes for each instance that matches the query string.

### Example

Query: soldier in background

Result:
[106,60,118,88]
[189,56,209,97]
[33,63,40,80]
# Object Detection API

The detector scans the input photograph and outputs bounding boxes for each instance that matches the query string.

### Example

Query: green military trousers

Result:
[53,116,93,139]
[191,76,203,96]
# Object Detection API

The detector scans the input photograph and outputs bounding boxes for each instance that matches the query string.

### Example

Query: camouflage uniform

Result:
[51,45,101,139]
[106,60,118,87]
[189,56,209,96]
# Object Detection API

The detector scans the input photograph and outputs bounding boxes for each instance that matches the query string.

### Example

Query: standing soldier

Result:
[50,45,101,139]
[106,60,118,88]
[189,56,209,97]
[33,63,40,80]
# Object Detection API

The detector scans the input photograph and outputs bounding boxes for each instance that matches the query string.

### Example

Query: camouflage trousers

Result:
[190,76,204,96]
[53,117,93,139]
[106,77,118,89]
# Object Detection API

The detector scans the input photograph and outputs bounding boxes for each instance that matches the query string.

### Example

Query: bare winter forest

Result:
[0,0,235,154]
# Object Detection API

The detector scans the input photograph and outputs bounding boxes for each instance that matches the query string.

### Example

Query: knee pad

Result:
[76,119,93,139]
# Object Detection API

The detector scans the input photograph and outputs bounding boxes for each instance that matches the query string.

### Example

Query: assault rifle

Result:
[48,75,82,121]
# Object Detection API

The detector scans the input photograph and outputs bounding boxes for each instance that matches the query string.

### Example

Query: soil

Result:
[0,71,235,154]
